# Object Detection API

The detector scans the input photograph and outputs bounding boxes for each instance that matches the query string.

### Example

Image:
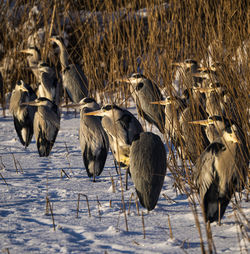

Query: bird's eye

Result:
[84,97,95,104]
[136,82,144,91]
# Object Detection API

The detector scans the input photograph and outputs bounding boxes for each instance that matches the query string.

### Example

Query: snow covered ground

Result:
[0,106,249,253]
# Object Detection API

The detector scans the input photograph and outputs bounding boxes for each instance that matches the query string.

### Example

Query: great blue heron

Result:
[9,80,36,147]
[49,36,88,103]
[78,97,109,181]
[22,97,60,157]
[20,46,41,80]
[84,104,144,168]
[130,132,167,211]
[117,73,165,133]
[193,117,248,223]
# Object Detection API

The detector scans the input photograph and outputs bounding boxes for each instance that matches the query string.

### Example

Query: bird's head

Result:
[16,80,29,93]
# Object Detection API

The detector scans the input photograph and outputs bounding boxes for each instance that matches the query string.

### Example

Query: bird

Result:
[78,97,109,181]
[34,61,59,105]
[130,132,167,211]
[193,116,248,223]
[84,104,144,169]
[152,92,209,163]
[49,36,88,103]
[9,80,37,147]
[22,97,60,157]
[151,95,186,151]
[117,73,165,133]
[20,46,42,80]
[172,59,200,96]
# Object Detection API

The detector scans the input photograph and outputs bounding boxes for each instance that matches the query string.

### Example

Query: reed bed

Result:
[0,0,249,253]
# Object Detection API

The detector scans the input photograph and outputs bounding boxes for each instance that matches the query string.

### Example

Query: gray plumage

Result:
[35,62,59,105]
[23,97,60,157]
[85,104,144,168]
[101,105,144,167]
[130,132,167,211]
[79,98,109,180]
[50,36,88,103]
[20,46,41,80]
[194,118,248,223]
[120,73,165,133]
[9,80,36,147]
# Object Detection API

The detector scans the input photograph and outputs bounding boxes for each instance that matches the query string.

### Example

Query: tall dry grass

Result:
[0,0,249,252]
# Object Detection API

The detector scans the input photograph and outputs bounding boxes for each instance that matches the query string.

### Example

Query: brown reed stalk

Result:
[0,172,8,186]
[141,211,146,239]
[46,196,56,231]
[76,193,91,218]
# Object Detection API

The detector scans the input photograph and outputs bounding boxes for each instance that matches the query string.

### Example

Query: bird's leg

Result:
[125,167,129,190]
[113,158,119,175]
[218,201,221,226]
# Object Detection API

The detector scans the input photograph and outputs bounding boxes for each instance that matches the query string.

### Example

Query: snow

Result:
[0,106,249,253]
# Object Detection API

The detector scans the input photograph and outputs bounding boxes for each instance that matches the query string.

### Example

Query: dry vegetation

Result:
[0,0,249,253]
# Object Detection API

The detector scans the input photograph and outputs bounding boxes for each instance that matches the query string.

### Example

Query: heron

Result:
[193,116,248,223]
[130,132,167,211]
[151,95,186,151]
[22,97,60,157]
[84,104,144,168]
[20,46,41,80]
[152,92,209,163]
[172,59,200,96]
[117,73,165,133]
[9,80,37,147]
[77,97,109,181]
[34,61,59,105]
[49,36,88,103]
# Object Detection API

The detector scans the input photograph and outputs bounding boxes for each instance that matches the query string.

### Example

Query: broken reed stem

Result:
[61,169,70,179]
[45,195,50,215]
[0,172,8,186]
[141,211,146,239]
[233,206,248,253]
[109,172,115,193]
[206,221,216,254]
[12,153,19,173]
[76,193,91,218]
[0,156,5,169]
[190,200,206,254]
[168,215,173,239]
[135,197,140,216]
[127,192,134,215]
[46,196,56,231]
[109,200,112,208]
[162,193,177,204]
[96,195,101,221]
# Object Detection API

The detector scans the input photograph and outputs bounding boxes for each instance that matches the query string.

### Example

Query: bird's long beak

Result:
[21,101,39,107]
[20,49,33,54]
[172,62,192,69]
[83,109,104,116]
[188,119,214,126]
[61,103,84,108]
[197,66,216,72]
[192,87,215,93]
[115,78,130,84]
[150,100,171,105]
[192,72,209,79]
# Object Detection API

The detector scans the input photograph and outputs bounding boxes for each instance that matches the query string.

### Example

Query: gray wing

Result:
[36,106,60,141]
[80,113,109,154]
[194,144,217,199]
[63,64,88,103]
